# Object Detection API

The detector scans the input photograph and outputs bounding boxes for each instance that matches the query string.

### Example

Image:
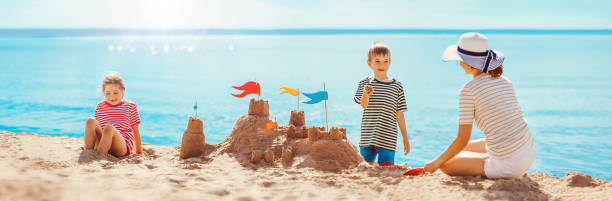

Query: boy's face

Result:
[103,84,125,105]
[367,54,391,74]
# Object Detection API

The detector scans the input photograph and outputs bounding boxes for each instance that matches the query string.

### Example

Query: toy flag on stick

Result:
[266,117,278,129]
[280,87,300,110]
[302,83,329,131]
[231,81,261,98]
[194,100,198,117]
[323,82,328,131]
[302,91,328,104]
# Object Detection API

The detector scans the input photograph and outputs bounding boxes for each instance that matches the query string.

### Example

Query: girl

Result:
[84,72,142,157]
[424,33,535,179]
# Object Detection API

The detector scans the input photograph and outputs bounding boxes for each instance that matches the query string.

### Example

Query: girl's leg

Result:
[463,138,487,153]
[97,125,127,157]
[439,151,488,177]
[84,118,102,149]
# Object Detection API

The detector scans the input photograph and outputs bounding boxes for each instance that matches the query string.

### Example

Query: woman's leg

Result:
[439,151,488,177]
[97,125,127,157]
[84,118,102,150]
[463,138,487,153]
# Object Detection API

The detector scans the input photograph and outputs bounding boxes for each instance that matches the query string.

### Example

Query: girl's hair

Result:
[102,71,125,91]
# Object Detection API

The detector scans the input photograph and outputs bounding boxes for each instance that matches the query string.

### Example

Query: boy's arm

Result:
[396,111,410,155]
[354,79,372,109]
[360,91,371,109]
[133,124,142,154]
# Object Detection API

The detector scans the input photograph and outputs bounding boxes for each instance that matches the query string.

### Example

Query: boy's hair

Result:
[102,71,125,91]
[367,43,391,61]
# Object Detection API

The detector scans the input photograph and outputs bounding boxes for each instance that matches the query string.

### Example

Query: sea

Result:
[0,29,610,180]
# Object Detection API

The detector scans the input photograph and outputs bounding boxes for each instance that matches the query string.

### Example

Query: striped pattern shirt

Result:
[94,100,141,154]
[459,74,533,159]
[354,77,407,151]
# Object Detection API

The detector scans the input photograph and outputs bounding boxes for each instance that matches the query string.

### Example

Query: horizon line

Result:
[1,28,611,36]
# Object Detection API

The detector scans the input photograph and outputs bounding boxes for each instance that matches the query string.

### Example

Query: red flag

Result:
[231,81,261,98]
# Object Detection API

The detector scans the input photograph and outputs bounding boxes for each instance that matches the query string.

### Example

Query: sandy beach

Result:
[1,128,610,201]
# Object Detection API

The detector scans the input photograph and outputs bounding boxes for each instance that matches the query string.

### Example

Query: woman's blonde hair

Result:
[102,71,125,91]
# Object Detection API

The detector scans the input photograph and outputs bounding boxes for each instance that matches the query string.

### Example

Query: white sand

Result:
[1,131,610,201]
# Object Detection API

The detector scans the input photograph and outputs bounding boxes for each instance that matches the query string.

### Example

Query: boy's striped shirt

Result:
[94,100,141,154]
[459,74,533,159]
[354,77,407,151]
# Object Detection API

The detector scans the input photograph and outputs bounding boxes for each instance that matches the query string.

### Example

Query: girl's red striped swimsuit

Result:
[94,100,141,155]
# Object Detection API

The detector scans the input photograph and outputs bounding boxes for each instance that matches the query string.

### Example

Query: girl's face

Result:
[103,84,124,105]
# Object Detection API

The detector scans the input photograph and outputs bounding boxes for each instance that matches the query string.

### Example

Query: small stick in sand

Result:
[194,100,198,117]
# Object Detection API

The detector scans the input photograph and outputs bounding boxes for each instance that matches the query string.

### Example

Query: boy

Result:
[353,43,409,166]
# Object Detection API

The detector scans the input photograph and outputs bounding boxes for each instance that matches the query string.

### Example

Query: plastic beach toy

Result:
[404,168,424,176]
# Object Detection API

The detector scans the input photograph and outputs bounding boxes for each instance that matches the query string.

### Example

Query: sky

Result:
[0,0,610,29]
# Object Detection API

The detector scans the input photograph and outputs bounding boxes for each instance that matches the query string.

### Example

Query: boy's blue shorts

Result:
[359,146,395,165]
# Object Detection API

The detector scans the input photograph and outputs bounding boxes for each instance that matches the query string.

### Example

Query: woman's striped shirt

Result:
[459,74,533,159]
[354,77,407,151]
[94,100,141,154]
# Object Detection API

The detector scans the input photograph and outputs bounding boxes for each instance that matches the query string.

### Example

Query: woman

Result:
[424,33,534,179]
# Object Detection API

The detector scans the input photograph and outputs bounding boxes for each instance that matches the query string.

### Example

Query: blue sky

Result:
[1,0,610,29]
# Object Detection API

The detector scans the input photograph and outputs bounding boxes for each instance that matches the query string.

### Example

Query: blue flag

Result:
[303,91,328,104]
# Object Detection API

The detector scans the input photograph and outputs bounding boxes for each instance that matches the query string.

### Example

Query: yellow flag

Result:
[280,87,299,96]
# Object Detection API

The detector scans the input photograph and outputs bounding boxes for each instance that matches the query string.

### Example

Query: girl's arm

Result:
[133,124,142,154]
[424,124,472,173]
[396,111,410,155]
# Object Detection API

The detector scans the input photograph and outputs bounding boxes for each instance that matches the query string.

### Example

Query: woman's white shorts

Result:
[484,140,535,179]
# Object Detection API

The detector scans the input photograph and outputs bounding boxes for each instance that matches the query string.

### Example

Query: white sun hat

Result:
[442,32,504,73]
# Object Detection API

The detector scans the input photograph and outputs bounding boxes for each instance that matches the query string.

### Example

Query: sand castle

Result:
[208,98,362,171]
[179,117,206,159]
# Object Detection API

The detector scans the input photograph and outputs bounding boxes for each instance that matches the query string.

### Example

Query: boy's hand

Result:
[403,138,410,155]
[363,85,374,97]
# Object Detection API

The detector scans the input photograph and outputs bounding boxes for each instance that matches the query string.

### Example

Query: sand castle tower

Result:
[286,110,308,138]
[289,110,305,127]
[248,99,269,117]
[180,117,206,159]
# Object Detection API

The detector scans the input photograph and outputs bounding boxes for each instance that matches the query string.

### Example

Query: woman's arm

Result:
[424,124,472,173]
[396,111,410,155]
[133,124,142,154]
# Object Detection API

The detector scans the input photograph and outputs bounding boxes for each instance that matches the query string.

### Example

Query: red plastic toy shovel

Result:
[404,167,424,176]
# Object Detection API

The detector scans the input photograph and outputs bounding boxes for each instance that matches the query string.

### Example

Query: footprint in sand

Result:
[144,164,157,169]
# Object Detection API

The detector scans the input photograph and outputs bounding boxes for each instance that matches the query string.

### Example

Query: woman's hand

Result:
[424,159,443,173]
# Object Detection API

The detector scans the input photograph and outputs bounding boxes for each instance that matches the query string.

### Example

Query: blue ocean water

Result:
[1,30,610,180]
